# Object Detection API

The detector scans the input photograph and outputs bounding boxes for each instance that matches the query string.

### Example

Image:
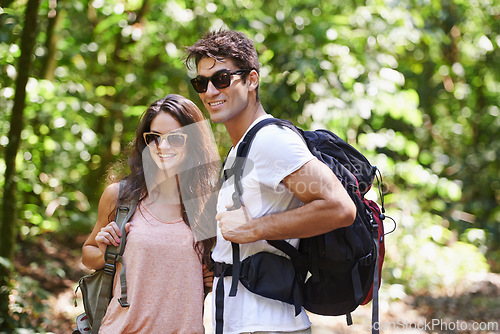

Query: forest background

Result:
[0,0,499,332]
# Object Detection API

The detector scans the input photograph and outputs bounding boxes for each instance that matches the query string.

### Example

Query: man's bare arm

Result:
[216,158,356,243]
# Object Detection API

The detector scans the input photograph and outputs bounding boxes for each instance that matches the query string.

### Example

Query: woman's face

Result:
[146,112,187,173]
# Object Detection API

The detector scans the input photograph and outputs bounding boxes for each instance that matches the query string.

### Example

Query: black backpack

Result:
[215,118,394,334]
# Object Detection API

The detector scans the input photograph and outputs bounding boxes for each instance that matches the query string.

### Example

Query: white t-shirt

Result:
[212,115,314,333]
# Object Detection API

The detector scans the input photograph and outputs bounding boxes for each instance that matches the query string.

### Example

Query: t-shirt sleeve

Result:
[247,125,315,191]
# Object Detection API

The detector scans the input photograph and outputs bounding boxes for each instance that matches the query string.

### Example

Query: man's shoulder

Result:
[251,123,302,147]
[246,124,312,172]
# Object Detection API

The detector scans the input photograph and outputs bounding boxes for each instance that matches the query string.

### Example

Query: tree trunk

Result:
[0,0,41,329]
[84,0,151,203]
[41,0,64,80]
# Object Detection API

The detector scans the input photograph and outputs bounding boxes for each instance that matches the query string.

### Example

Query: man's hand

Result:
[215,203,257,244]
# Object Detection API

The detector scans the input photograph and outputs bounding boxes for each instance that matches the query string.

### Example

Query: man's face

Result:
[196,57,251,124]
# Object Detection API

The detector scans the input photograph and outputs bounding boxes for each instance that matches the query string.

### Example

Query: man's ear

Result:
[247,69,259,92]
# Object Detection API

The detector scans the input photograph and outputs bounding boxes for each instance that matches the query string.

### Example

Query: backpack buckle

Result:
[104,262,115,275]
[118,205,130,213]
[366,208,378,232]
[104,252,118,263]
[103,253,120,274]
[228,192,242,210]
[118,298,130,307]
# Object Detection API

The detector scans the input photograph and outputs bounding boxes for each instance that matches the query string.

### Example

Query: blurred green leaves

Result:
[0,0,499,317]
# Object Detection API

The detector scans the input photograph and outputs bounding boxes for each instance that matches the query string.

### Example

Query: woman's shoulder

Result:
[99,182,121,207]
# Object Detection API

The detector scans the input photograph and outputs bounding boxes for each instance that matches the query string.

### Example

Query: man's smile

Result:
[208,100,226,107]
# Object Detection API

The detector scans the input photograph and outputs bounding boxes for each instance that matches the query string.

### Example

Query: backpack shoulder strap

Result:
[109,180,138,305]
[230,118,298,198]
[225,118,302,299]
[91,180,138,333]
[107,189,137,255]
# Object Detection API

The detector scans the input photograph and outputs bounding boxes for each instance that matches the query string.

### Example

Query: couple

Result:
[82,30,356,333]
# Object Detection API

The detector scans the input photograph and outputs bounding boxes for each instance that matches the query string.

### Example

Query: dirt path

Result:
[65,274,500,333]
[13,237,500,333]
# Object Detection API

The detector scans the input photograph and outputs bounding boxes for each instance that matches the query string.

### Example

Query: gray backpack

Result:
[73,180,137,334]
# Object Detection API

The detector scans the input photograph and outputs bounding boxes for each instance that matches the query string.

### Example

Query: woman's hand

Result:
[203,264,214,290]
[95,221,130,255]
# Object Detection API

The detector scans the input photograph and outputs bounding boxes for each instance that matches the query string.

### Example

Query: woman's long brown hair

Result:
[110,94,218,265]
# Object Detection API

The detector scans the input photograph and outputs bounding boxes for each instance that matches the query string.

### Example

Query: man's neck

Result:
[225,103,267,147]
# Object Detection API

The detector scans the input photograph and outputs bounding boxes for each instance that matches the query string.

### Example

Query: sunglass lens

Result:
[145,133,160,145]
[168,134,186,147]
[191,77,208,93]
[212,72,231,89]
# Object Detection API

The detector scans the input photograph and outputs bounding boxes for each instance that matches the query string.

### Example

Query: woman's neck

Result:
[143,176,183,221]
[147,175,180,201]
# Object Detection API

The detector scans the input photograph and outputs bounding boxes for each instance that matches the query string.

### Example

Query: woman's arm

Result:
[81,182,122,270]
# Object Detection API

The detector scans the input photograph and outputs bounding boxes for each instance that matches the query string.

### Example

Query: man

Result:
[186,30,356,334]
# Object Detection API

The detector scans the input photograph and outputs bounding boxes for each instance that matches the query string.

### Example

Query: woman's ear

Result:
[247,69,259,92]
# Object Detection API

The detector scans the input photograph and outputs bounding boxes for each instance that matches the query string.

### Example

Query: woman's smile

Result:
[157,152,177,159]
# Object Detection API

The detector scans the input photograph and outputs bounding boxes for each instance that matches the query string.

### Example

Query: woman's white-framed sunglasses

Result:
[143,132,188,148]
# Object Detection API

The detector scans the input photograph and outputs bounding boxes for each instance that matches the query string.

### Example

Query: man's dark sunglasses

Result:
[190,69,251,93]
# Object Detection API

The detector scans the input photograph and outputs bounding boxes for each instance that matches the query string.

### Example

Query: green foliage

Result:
[7,274,51,332]
[1,0,499,327]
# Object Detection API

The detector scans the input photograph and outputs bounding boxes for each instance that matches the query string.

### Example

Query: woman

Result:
[82,94,219,333]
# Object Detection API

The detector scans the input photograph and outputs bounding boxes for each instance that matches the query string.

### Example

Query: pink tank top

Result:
[99,205,204,333]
